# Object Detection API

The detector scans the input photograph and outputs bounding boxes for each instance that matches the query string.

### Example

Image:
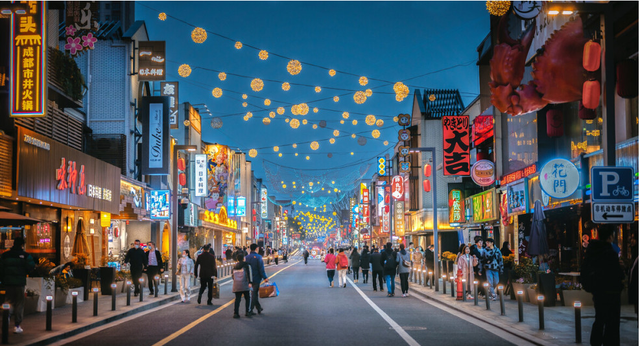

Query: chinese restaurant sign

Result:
[138,41,166,81]
[11,1,47,117]
[442,116,470,176]
[194,154,207,197]
[449,189,465,224]
[539,158,579,199]
[160,82,179,129]
[499,163,537,186]
[394,200,405,236]
[381,186,390,233]
[471,189,497,223]
[64,1,100,56]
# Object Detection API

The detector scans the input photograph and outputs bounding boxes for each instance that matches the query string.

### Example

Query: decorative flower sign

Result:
[65,37,82,56]
[64,2,100,57]
[81,33,97,49]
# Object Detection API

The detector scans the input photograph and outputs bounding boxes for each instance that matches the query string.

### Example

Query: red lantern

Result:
[582,80,601,109]
[423,179,431,192]
[546,109,564,137]
[582,41,601,72]
[617,59,638,99]
[179,173,187,186]
[177,157,186,171]
[423,164,432,177]
[578,101,596,120]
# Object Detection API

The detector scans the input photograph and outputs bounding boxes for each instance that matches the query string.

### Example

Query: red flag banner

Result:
[442,115,470,176]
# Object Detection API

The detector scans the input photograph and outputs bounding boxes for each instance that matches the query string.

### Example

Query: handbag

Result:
[403,260,411,267]
[259,282,279,298]
[212,278,220,299]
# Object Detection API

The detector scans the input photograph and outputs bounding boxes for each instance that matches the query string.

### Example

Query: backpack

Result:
[338,254,349,268]
[384,252,397,269]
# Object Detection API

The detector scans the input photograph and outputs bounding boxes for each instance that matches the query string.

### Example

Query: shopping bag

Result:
[259,282,279,298]
[212,279,220,299]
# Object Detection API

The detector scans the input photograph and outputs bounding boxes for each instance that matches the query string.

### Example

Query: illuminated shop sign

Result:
[471,189,497,223]
[194,154,207,197]
[539,158,580,199]
[202,206,238,229]
[150,190,170,219]
[160,82,179,129]
[499,163,537,186]
[442,115,470,176]
[138,41,166,81]
[236,197,246,217]
[449,189,465,224]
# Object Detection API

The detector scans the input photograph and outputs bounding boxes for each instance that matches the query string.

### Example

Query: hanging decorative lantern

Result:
[299,103,309,115]
[617,59,638,99]
[191,27,207,43]
[218,72,226,81]
[292,143,297,148]
[287,60,302,75]
[246,111,253,118]
[351,133,356,139]
[365,89,373,97]
[290,119,300,129]
[277,107,285,115]
[354,91,367,104]
[282,82,290,91]
[262,117,271,125]
[423,179,431,192]
[310,141,319,150]
[178,64,191,77]
[583,41,601,72]
[273,146,279,152]
[582,80,601,109]
[333,129,340,136]
[211,88,222,98]
[302,119,308,125]
[312,124,318,129]
[177,158,186,171]
[329,69,336,77]
[313,107,319,113]
[242,102,248,107]
[578,101,597,120]
[486,1,511,16]
[211,117,223,129]
[315,86,321,93]
[242,94,248,100]
[352,120,358,125]
[329,138,335,144]
[264,99,271,106]
[384,141,389,146]
[546,109,564,137]
[319,120,327,128]
[357,137,367,146]
[269,112,275,118]
[424,163,432,177]
[371,129,380,138]
[248,149,257,158]
[342,112,349,119]
[158,12,167,21]
[365,115,376,126]
[235,41,243,49]
[251,78,264,92]
[259,50,268,60]
[333,96,339,102]
[376,119,384,127]
[179,173,187,186]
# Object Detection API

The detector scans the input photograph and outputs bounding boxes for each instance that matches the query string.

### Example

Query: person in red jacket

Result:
[335,248,349,288]
[324,248,336,287]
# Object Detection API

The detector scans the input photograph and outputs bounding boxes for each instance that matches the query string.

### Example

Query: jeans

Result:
[250,282,262,312]
[4,286,25,326]
[362,270,369,283]
[485,269,499,297]
[591,294,621,346]
[338,269,347,286]
[131,268,143,295]
[352,267,359,280]
[179,274,191,301]
[385,274,395,294]
[234,291,251,314]
[372,270,384,291]
[327,270,335,285]
[199,278,213,303]
[399,273,409,294]
[146,266,161,293]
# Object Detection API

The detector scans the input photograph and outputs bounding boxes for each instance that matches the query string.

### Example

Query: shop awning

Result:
[0,211,42,226]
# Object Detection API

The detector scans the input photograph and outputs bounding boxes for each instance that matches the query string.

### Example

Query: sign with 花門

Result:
[471,189,497,223]
[391,176,404,200]
[539,158,579,199]
[194,154,207,197]
[138,41,166,81]
[161,82,179,129]
[11,1,47,118]
[141,97,170,175]
[449,189,465,224]
[442,116,470,176]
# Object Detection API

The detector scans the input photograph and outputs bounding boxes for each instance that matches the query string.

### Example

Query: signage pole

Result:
[171,146,179,292]
[431,148,439,292]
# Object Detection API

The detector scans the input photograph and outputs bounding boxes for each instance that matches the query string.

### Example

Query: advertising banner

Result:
[150,190,170,219]
[394,200,405,236]
[442,115,470,176]
[141,97,170,175]
[236,196,246,217]
[381,186,390,234]
[204,144,230,209]
[471,189,497,223]
[261,188,268,218]
[160,82,179,129]
[448,189,465,224]
[194,154,207,197]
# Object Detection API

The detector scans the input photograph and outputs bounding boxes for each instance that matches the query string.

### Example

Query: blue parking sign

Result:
[591,167,634,202]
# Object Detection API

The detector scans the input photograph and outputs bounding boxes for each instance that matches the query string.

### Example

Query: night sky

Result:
[136,1,488,203]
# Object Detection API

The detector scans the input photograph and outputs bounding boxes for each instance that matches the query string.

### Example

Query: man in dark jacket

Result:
[143,241,164,296]
[380,242,397,296]
[470,236,485,297]
[303,248,310,265]
[360,246,371,284]
[246,244,269,314]
[195,244,218,305]
[370,247,384,291]
[580,225,625,346]
[225,247,233,262]
[0,237,35,334]
[124,239,146,296]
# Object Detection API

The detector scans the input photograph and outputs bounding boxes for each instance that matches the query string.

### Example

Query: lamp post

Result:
[172,144,198,292]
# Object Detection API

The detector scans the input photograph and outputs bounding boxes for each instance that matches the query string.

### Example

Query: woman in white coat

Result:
[176,250,195,302]
[456,244,477,299]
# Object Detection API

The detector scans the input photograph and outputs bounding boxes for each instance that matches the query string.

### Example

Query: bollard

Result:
[139,278,144,302]
[450,277,455,298]
[164,274,169,295]
[442,275,447,295]
[462,279,467,302]
[428,271,433,289]
[498,285,505,316]
[484,283,491,310]
[537,295,545,330]
[154,276,159,298]
[422,270,426,287]
[2,303,9,344]
[517,290,524,322]
[71,291,78,323]
[111,284,117,311]
[45,295,53,331]
[574,301,582,343]
[126,281,131,306]
[473,281,479,306]
[93,288,99,316]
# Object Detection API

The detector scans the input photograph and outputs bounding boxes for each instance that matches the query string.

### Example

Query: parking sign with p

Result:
[591,166,635,224]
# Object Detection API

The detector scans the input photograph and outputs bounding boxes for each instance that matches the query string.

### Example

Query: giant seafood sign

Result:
[11,1,47,117]
[442,115,470,176]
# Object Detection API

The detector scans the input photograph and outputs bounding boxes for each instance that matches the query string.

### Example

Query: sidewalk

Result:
[404,277,638,345]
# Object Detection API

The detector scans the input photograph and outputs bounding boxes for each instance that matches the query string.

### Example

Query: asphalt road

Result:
[58,257,518,346]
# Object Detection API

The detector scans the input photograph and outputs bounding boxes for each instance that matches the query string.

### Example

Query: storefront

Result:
[461,188,501,246]
[199,206,240,258]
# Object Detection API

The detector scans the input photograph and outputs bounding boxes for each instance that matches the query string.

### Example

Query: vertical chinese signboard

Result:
[64,1,99,56]
[138,41,166,81]
[11,1,47,118]
[194,154,207,197]
[442,115,470,176]
[362,187,369,224]
[381,186,390,234]
[448,189,465,224]
[260,187,268,218]
[394,200,405,237]
[161,82,179,129]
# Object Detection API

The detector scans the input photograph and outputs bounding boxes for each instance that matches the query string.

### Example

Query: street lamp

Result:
[171,144,197,292]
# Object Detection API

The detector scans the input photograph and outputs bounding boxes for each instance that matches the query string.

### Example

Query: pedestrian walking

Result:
[470,236,485,297]
[370,247,384,292]
[176,250,194,303]
[456,244,476,299]
[411,243,424,282]
[303,248,310,265]
[360,246,371,284]
[232,254,253,318]
[195,244,218,305]
[482,238,503,301]
[324,248,336,287]
[275,248,281,266]
[144,242,164,296]
[225,247,233,263]
[580,225,625,346]
[396,243,411,297]
[246,244,269,314]
[124,239,146,296]
[335,248,349,288]
[381,242,398,297]
[283,248,288,263]
[0,237,35,334]
[350,247,361,282]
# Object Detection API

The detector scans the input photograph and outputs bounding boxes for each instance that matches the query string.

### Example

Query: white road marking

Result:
[348,278,421,346]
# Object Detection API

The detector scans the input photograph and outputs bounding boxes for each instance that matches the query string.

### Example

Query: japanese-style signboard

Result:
[161,82,179,129]
[64,1,100,56]
[194,154,207,197]
[377,157,386,176]
[138,41,166,81]
[399,161,411,174]
[11,1,47,118]
[539,158,579,199]
[442,115,470,176]
[449,189,465,224]
[391,176,404,200]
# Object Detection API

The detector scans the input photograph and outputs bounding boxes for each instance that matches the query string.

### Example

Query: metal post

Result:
[442,275,447,295]
[139,279,144,302]
[430,148,439,293]
[498,285,505,316]
[2,304,9,344]
[171,147,178,293]
[517,290,524,322]
[484,283,491,310]
[574,302,582,343]
[422,270,426,286]
[164,274,169,295]
[93,288,99,316]
[601,6,616,167]
[154,276,159,298]
[473,281,478,306]
[537,295,545,330]
[450,277,455,298]
[428,271,433,289]
[126,281,131,306]
[111,284,117,311]
[45,295,53,331]
[462,279,467,302]
[71,291,78,323]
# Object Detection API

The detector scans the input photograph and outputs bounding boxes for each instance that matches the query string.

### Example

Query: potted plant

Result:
[71,254,91,301]
[26,258,55,311]
[511,257,538,302]
[441,251,457,276]
[23,288,39,315]
[115,269,131,292]
[559,281,593,306]
[527,283,539,304]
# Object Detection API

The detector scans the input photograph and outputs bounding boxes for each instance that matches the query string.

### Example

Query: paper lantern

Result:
[582,41,601,72]
[333,96,339,102]
[424,164,432,177]
[617,59,638,99]
[546,109,564,137]
[582,80,601,109]
[310,141,319,150]
[333,129,339,136]
[177,158,186,171]
[352,120,358,125]
[578,101,597,120]
[179,173,187,186]
[423,179,431,192]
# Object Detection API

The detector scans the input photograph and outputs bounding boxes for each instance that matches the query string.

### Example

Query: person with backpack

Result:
[381,242,397,297]
[396,243,412,297]
[350,247,361,283]
[324,248,336,287]
[335,248,349,288]
[303,248,310,265]
[0,237,35,334]
[176,249,194,303]
[580,225,625,346]
[370,247,384,292]
[360,246,371,284]
[232,254,253,318]
[246,244,269,314]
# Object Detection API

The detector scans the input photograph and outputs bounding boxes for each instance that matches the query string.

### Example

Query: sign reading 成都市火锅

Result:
[141,97,170,175]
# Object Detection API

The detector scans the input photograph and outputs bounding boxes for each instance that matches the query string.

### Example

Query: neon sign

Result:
[449,189,465,224]
[499,163,537,186]
[202,206,238,229]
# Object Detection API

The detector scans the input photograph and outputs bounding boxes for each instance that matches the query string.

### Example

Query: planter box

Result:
[26,277,55,311]
[24,295,39,315]
[527,287,539,304]
[66,287,84,304]
[100,267,116,295]
[511,282,530,302]
[55,287,67,308]
[562,289,594,306]
[72,268,90,301]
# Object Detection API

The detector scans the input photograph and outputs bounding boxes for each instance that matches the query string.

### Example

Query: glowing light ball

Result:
[359,76,368,86]
[263,117,271,125]
[365,89,373,97]
[291,105,300,115]
[486,0,511,16]
[384,141,389,146]
[329,69,336,76]
[218,72,226,81]
[290,119,300,129]
[287,60,302,75]
[246,112,253,118]
[333,130,339,136]
[292,143,297,148]
[249,149,257,157]
[329,138,335,144]
[306,156,310,160]
[351,133,356,138]
[315,86,321,93]
[242,94,248,99]
[333,96,339,102]
[298,103,309,115]
[158,13,167,21]
[342,112,349,119]
[376,119,384,127]
[365,114,376,125]
[212,88,222,98]
[429,94,436,102]
[269,111,275,118]
[259,50,268,60]
[251,78,264,92]
[178,64,191,77]
[277,107,285,115]
[282,82,290,91]
[352,120,358,125]
[393,116,399,122]
[312,124,318,129]
[278,153,282,157]
[273,146,279,152]
[235,41,243,49]
[191,27,207,43]
[313,107,319,113]
[242,102,247,107]
[340,120,344,124]
[372,129,380,138]
[302,119,308,125]
[310,141,319,150]
[264,99,271,106]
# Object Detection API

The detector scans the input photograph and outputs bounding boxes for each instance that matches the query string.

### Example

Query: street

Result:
[57,257,523,346]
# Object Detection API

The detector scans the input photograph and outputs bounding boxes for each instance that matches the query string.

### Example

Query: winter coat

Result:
[245,252,268,284]
[324,253,336,270]
[232,262,253,293]
[470,244,484,274]
[424,248,435,270]
[176,256,194,275]
[359,250,371,270]
[381,249,398,276]
[195,252,218,279]
[396,250,411,274]
[412,249,423,265]
[124,247,146,271]
[144,250,164,269]
[580,240,625,295]
[0,246,35,286]
[482,247,504,273]
[335,253,349,270]
[456,253,476,284]
[350,251,361,269]
[370,252,383,271]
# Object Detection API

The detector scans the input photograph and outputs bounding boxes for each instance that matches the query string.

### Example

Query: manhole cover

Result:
[390,326,427,331]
